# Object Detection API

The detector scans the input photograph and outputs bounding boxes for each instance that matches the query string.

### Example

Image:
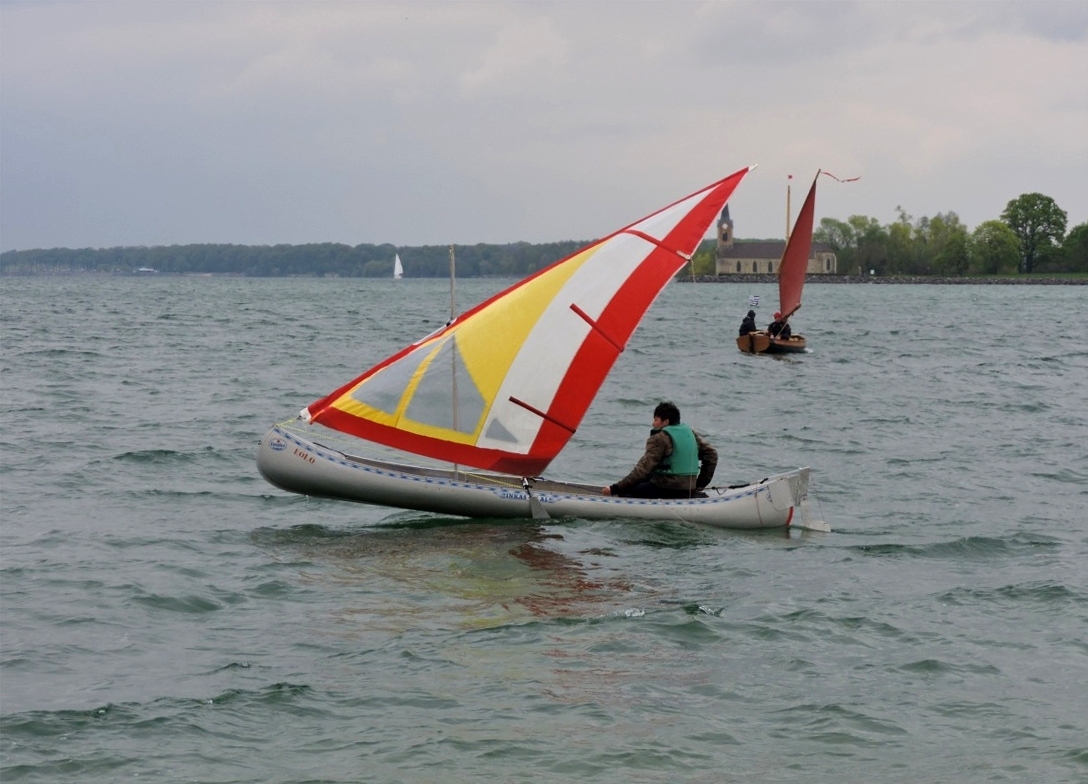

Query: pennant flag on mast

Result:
[821,171,861,183]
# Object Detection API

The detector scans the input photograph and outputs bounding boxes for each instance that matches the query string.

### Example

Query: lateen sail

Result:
[393,253,404,280]
[778,172,818,321]
[306,167,752,475]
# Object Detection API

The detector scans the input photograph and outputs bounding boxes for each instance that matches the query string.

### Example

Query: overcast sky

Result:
[1,1,1086,252]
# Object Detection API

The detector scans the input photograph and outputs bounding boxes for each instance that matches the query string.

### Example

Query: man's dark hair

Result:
[654,401,680,425]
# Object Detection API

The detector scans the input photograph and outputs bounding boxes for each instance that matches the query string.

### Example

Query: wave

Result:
[1029,467,1088,485]
[0,681,318,739]
[122,489,230,501]
[110,448,233,465]
[250,523,362,544]
[12,348,104,359]
[936,581,1087,608]
[774,702,908,741]
[130,593,223,614]
[848,535,1061,561]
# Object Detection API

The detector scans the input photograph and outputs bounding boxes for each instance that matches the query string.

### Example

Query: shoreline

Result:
[2,270,1084,285]
[680,274,1087,285]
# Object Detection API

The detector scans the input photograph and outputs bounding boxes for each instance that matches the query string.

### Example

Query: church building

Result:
[714,205,837,275]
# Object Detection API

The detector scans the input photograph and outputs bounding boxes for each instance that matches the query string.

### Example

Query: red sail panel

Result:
[778,172,818,320]
[527,185,743,464]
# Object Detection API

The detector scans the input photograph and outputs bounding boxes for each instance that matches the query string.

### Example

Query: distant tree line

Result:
[3,192,1084,278]
[0,240,589,278]
[812,192,1086,276]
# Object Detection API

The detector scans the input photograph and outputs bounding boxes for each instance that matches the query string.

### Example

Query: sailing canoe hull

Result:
[257,425,809,530]
[767,334,807,353]
[736,332,771,354]
[736,331,807,354]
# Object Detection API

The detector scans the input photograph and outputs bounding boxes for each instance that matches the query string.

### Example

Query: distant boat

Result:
[393,253,403,280]
[737,171,817,354]
[136,267,158,273]
[257,167,826,531]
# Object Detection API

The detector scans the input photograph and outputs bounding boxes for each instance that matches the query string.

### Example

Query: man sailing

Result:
[602,401,717,499]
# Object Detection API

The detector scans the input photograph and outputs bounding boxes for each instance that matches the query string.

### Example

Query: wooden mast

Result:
[786,174,792,241]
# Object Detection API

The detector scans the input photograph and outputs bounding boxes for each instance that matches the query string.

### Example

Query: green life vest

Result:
[654,424,700,476]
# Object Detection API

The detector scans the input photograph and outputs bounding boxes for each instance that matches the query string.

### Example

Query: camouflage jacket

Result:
[612,428,718,492]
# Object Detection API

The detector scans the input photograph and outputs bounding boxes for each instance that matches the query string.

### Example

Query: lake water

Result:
[2,276,1086,783]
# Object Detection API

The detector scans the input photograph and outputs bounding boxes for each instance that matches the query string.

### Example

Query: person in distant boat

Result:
[768,312,792,340]
[601,401,717,499]
[739,310,757,336]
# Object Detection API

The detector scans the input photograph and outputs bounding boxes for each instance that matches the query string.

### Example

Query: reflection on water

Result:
[252,519,634,629]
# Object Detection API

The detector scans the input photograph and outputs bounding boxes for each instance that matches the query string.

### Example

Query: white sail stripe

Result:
[477,236,643,451]
[626,192,710,249]
[476,191,706,453]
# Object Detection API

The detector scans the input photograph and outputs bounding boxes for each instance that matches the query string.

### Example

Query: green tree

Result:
[1060,222,1088,273]
[969,221,1020,275]
[848,215,888,275]
[885,208,915,275]
[815,216,887,275]
[1001,193,1067,274]
[814,217,854,255]
[691,247,716,276]
[815,217,858,273]
[936,232,970,276]
[925,212,970,276]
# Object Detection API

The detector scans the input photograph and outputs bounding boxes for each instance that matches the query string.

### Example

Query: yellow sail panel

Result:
[325,334,446,429]
[443,244,599,401]
[477,231,651,450]
[319,244,600,444]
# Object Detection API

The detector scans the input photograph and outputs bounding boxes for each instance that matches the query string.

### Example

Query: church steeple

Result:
[716,204,734,251]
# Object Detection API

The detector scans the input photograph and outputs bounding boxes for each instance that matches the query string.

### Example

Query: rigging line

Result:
[508,396,577,434]
[448,245,457,322]
[462,471,522,489]
[569,303,624,352]
[448,244,459,477]
[621,229,692,261]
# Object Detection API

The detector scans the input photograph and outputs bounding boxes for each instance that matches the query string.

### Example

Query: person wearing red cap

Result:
[768,312,792,339]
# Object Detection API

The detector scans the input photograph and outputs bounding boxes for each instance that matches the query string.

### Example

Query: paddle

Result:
[522,478,551,520]
[798,494,831,532]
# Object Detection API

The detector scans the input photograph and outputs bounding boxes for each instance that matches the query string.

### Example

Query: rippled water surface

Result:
[2,277,1086,782]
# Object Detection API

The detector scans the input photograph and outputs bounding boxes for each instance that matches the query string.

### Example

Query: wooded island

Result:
[4,192,1085,278]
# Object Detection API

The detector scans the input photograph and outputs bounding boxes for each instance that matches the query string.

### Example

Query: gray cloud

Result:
[1,1,1085,252]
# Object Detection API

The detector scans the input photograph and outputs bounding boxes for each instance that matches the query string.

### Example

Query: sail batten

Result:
[569,303,624,352]
[622,229,691,259]
[306,167,752,475]
[509,396,577,434]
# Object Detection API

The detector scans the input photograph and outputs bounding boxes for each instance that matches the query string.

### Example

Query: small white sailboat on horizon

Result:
[393,252,404,280]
